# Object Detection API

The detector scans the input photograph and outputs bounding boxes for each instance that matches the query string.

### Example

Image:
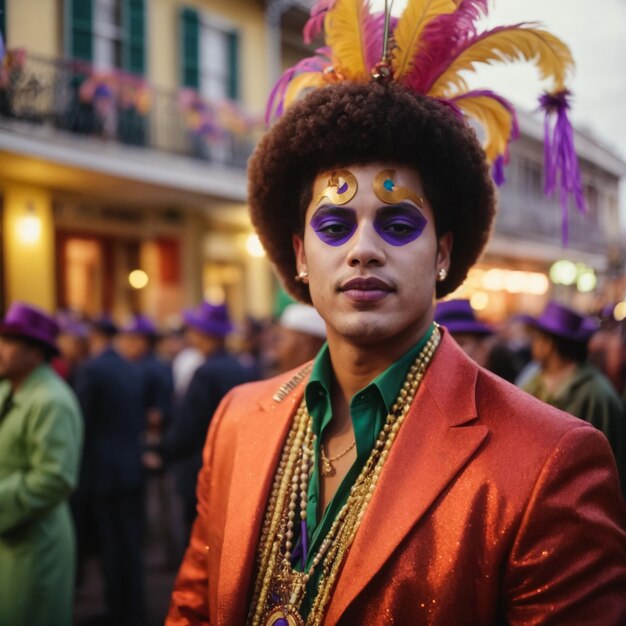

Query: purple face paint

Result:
[310,206,357,246]
[373,204,428,246]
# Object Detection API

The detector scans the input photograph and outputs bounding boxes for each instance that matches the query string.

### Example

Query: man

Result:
[167,2,626,624]
[435,299,520,382]
[155,301,253,540]
[74,315,146,626]
[267,303,327,375]
[0,302,83,625]
[522,300,625,493]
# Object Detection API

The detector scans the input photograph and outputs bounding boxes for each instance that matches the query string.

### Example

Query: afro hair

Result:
[248,81,496,303]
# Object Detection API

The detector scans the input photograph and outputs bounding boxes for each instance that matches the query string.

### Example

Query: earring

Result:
[295,270,309,284]
[437,268,447,282]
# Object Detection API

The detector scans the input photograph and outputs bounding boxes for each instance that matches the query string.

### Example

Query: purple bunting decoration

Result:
[539,90,586,245]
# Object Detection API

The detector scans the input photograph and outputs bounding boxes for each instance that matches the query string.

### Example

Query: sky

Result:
[376,0,626,225]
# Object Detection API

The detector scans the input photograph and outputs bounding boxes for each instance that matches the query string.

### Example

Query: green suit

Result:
[0,364,83,626]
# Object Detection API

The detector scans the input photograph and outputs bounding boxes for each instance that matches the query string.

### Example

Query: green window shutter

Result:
[69,0,93,61]
[0,0,6,43]
[125,0,145,75]
[180,7,200,89]
[227,30,239,101]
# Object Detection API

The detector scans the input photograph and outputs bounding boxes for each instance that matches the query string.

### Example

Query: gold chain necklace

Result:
[320,438,356,477]
[248,326,441,626]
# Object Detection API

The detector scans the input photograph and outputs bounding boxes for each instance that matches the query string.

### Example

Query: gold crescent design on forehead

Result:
[373,169,424,207]
[314,170,358,206]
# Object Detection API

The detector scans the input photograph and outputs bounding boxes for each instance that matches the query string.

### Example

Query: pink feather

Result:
[304,0,337,44]
[265,50,331,123]
[403,0,489,93]
[362,9,388,70]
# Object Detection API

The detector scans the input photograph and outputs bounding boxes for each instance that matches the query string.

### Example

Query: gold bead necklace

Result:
[248,326,441,626]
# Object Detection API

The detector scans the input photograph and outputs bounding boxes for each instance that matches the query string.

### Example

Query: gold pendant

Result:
[262,605,305,626]
[320,454,333,477]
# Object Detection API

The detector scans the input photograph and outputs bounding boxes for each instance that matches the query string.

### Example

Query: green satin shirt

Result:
[296,323,434,616]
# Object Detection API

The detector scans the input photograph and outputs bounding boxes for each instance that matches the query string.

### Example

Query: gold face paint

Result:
[314,170,358,206]
[373,169,424,207]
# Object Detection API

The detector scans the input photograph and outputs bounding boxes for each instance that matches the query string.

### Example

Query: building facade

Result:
[0,0,274,324]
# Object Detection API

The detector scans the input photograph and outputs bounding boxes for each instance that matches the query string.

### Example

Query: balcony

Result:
[0,49,262,171]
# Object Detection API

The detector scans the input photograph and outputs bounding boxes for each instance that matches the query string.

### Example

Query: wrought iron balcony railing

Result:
[0,50,263,170]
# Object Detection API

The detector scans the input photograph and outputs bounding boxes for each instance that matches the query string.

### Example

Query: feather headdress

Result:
[267,0,584,243]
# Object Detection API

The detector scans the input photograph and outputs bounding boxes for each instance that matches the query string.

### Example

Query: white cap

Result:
[280,304,327,339]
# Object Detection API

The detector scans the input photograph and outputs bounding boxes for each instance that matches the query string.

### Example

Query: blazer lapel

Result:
[326,333,489,623]
[217,372,308,624]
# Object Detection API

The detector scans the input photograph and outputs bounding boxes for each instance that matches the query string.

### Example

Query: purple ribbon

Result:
[539,90,586,245]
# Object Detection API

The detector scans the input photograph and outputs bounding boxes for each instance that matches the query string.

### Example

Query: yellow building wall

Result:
[148,0,269,112]
[2,185,56,312]
[5,0,60,57]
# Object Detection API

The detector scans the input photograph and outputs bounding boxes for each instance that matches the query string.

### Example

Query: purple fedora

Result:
[183,301,233,337]
[121,314,158,337]
[0,301,60,355]
[435,299,493,336]
[521,300,596,343]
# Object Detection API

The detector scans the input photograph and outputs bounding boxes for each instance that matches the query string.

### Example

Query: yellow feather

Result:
[325,0,371,81]
[429,26,574,97]
[392,0,458,80]
[284,72,327,109]
[454,95,514,162]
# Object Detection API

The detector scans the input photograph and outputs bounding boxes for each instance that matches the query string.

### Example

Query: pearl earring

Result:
[295,271,309,284]
[437,268,447,282]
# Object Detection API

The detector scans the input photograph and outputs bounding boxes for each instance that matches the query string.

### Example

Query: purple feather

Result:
[363,9,388,70]
[539,90,586,245]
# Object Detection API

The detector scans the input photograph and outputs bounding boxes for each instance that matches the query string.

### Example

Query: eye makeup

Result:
[310,207,357,246]
[310,204,427,247]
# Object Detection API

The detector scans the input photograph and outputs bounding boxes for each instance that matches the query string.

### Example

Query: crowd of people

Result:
[1,291,624,624]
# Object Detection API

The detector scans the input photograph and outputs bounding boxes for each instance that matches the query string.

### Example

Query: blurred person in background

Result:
[146,301,253,542]
[0,302,83,625]
[118,314,173,439]
[435,299,520,382]
[588,304,626,396]
[73,315,146,626]
[53,311,89,388]
[158,324,203,404]
[267,303,327,374]
[522,301,625,493]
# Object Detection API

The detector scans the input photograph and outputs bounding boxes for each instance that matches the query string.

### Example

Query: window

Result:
[200,20,238,101]
[519,157,543,198]
[94,0,124,69]
[181,8,239,101]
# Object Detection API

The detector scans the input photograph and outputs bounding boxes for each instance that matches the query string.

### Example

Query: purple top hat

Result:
[183,301,233,337]
[90,313,118,336]
[121,314,158,337]
[0,301,60,355]
[521,300,596,343]
[435,299,493,336]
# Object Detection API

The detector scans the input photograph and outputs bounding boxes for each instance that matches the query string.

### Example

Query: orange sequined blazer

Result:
[166,331,626,625]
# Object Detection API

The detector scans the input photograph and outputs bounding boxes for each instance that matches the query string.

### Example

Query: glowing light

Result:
[128,269,149,289]
[505,271,526,294]
[470,291,489,311]
[245,234,265,258]
[527,273,549,295]
[482,269,506,291]
[614,302,626,322]
[576,269,597,293]
[16,209,42,245]
[204,285,225,304]
[549,260,577,286]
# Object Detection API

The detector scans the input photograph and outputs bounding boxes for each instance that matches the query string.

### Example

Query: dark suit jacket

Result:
[162,351,253,502]
[167,331,626,625]
[75,347,144,493]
